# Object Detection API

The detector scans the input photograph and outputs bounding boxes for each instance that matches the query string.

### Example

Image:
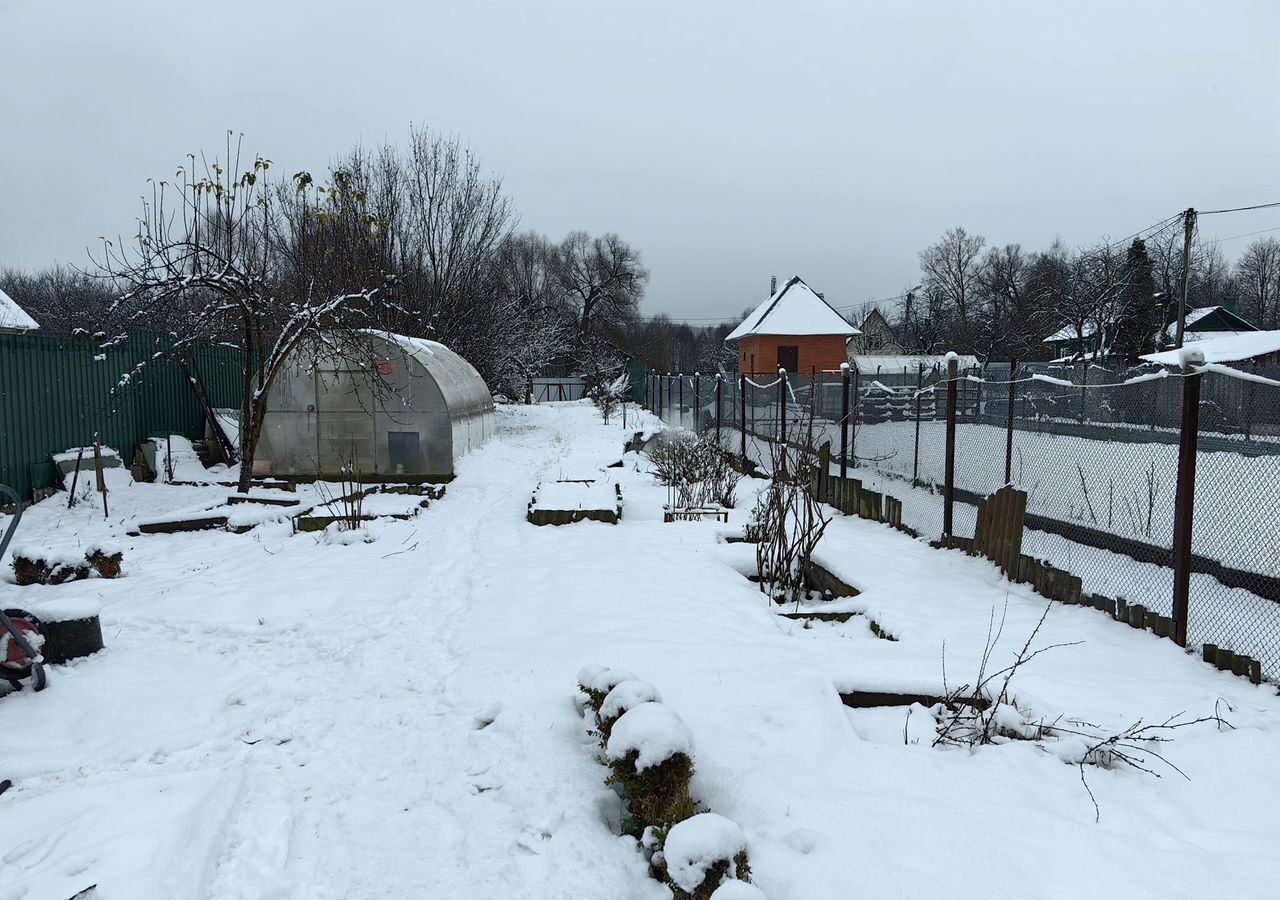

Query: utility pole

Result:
[1174,207,1197,349]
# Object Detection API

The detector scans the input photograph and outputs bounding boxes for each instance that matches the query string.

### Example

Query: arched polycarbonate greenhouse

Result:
[258,332,494,481]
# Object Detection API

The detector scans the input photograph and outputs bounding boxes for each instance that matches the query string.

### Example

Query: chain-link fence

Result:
[645,363,1280,682]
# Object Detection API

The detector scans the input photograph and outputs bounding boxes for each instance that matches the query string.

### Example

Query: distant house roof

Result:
[1042,322,1101,344]
[725,276,860,341]
[848,309,905,355]
[1142,330,1280,366]
[1160,306,1257,341]
[0,287,39,331]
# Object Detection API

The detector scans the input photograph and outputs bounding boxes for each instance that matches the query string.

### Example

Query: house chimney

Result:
[770,275,777,295]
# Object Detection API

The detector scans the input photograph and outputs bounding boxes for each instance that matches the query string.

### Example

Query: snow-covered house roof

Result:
[0,286,39,331]
[1160,306,1256,342]
[725,276,860,341]
[1142,330,1280,366]
[1041,322,1100,344]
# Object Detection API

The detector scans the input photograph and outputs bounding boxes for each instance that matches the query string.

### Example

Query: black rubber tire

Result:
[30,662,47,692]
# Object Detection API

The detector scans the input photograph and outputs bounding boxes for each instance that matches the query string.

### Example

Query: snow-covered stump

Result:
[659,813,753,900]
[35,600,104,665]
[605,702,697,830]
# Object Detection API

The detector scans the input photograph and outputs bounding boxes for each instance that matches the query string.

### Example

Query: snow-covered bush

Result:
[605,702,697,830]
[710,880,768,899]
[658,813,752,900]
[598,679,663,743]
[753,418,830,604]
[645,432,742,511]
[12,547,91,586]
[86,542,124,579]
[578,664,640,712]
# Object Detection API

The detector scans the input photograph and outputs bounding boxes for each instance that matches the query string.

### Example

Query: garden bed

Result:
[528,480,622,526]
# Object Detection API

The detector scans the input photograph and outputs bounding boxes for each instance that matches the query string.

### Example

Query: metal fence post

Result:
[850,366,859,467]
[715,374,722,444]
[740,373,748,458]
[840,363,850,481]
[694,374,701,434]
[678,374,684,428]
[773,368,783,442]
[943,354,958,537]
[913,363,923,486]
[1005,357,1017,485]
[1171,356,1204,647]
[1079,363,1088,423]
[658,375,665,420]
[526,374,533,405]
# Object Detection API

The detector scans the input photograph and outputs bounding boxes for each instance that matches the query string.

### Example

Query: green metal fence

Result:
[0,330,244,500]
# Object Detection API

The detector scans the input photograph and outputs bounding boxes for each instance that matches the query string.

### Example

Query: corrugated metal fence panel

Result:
[0,330,245,500]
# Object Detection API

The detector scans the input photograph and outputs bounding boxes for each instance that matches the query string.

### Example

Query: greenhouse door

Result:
[387,431,423,476]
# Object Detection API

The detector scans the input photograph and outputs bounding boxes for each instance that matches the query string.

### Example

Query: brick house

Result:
[725,276,860,374]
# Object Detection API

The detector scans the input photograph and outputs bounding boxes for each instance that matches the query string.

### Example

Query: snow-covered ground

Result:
[2,402,1278,899]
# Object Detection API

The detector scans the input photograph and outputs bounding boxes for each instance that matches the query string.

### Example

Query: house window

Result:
[777,345,799,373]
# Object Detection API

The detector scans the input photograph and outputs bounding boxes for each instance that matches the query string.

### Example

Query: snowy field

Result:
[3,403,1279,899]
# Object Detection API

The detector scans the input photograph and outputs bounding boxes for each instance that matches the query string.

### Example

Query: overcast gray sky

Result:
[3,0,1278,322]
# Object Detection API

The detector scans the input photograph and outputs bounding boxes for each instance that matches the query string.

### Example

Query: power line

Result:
[1198,201,1280,215]
[1199,224,1280,246]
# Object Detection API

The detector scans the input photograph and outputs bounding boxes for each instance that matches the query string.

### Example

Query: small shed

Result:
[258,331,494,481]
[726,276,860,375]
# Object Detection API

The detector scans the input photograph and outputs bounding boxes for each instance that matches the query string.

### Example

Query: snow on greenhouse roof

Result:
[1142,330,1280,366]
[365,330,493,415]
[0,286,39,330]
[725,276,860,341]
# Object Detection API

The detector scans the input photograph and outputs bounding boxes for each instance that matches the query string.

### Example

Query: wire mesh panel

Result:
[1189,377,1280,679]
[649,365,1280,679]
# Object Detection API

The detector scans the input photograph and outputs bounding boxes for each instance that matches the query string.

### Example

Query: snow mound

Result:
[28,597,102,622]
[605,702,694,771]
[663,813,749,893]
[85,540,123,557]
[150,435,212,482]
[577,663,608,686]
[711,880,767,899]
[10,544,87,568]
[600,679,663,722]
[584,667,639,697]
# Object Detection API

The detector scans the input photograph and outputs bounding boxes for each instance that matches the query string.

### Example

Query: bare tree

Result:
[1234,236,1280,329]
[0,265,119,336]
[395,127,515,348]
[494,231,576,393]
[919,227,986,351]
[976,243,1039,358]
[554,231,648,335]
[1188,241,1236,311]
[95,135,390,492]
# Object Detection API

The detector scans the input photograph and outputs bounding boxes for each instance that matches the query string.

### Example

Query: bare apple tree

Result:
[96,133,392,493]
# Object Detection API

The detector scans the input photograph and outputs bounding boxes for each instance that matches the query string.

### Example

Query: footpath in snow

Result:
[1,402,1277,899]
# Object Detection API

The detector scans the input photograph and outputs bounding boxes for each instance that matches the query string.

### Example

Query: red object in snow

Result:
[1,610,43,671]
